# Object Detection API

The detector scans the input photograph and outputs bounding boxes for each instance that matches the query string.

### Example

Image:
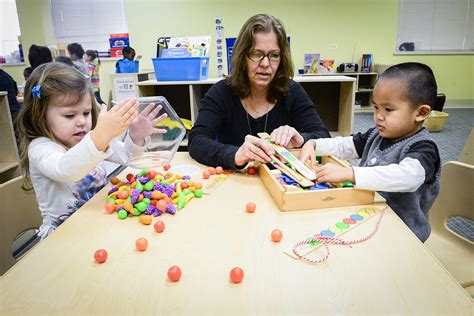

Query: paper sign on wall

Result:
[114,77,136,101]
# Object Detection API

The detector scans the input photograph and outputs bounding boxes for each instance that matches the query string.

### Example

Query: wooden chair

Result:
[425,161,474,296]
[459,128,473,165]
[0,176,42,276]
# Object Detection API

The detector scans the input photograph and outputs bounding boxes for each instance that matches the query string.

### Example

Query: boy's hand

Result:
[315,163,355,184]
[91,98,138,151]
[299,140,317,169]
[270,125,304,149]
[129,102,168,146]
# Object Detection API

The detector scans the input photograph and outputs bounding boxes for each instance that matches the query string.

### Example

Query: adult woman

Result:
[188,14,330,169]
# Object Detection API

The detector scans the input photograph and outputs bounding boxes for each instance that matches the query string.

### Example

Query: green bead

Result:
[118,209,128,219]
[131,208,140,216]
[142,198,151,205]
[139,169,148,176]
[135,182,143,192]
[144,180,154,191]
[183,189,191,195]
[194,189,203,198]
[161,180,168,187]
[316,156,322,163]
[177,192,185,198]
[177,197,186,210]
[106,198,115,204]
[126,196,131,202]
[342,181,353,187]
[135,202,147,212]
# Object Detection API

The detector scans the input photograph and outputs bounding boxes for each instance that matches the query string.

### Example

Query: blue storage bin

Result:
[152,57,209,81]
[117,60,139,73]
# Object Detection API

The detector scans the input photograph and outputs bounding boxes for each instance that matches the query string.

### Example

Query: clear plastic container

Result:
[126,96,185,169]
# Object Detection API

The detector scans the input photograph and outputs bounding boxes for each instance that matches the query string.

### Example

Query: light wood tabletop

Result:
[1,153,472,315]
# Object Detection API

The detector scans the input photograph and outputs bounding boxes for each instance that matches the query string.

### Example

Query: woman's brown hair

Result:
[17,62,98,191]
[227,14,294,102]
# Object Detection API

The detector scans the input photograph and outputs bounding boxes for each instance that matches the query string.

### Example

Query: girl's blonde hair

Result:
[17,62,99,191]
[227,14,294,102]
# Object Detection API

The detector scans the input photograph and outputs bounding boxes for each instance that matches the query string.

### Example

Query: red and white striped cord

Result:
[292,207,388,264]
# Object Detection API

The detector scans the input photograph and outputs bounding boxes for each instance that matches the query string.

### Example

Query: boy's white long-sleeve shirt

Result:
[29,133,145,238]
[314,136,426,192]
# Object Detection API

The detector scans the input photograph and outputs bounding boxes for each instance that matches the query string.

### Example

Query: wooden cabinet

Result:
[0,92,20,183]
[136,76,356,137]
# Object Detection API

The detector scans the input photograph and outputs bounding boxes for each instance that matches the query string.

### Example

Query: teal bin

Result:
[152,57,209,81]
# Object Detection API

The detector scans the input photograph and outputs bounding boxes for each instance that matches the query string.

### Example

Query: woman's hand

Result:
[299,139,317,169]
[235,135,275,167]
[129,102,168,146]
[315,163,355,184]
[91,98,138,151]
[270,125,304,149]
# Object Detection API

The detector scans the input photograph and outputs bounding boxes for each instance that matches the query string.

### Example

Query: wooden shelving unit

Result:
[0,92,20,182]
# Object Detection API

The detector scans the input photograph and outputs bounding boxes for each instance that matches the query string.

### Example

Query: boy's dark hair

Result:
[122,46,135,60]
[379,62,437,109]
[67,42,85,59]
[28,44,53,69]
[55,56,74,66]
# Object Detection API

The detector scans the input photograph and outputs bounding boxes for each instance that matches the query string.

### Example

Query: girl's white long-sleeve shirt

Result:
[29,133,145,238]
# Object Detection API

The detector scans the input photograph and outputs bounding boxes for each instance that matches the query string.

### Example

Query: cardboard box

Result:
[110,47,123,58]
[259,155,375,211]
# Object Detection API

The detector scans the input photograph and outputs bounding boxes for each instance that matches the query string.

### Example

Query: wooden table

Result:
[1,153,472,315]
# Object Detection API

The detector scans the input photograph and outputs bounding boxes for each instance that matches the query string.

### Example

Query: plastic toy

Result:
[230,267,244,283]
[168,265,182,282]
[135,238,148,251]
[94,249,108,263]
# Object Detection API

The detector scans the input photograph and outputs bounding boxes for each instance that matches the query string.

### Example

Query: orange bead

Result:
[123,201,133,212]
[157,199,167,212]
[246,202,256,213]
[203,170,210,179]
[208,167,216,175]
[104,202,115,213]
[215,166,224,174]
[117,190,129,199]
[135,238,148,251]
[271,229,283,242]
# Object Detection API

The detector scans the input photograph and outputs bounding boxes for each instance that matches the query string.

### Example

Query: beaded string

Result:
[292,206,388,264]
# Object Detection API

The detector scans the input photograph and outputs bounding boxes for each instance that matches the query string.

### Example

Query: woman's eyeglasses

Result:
[247,50,281,62]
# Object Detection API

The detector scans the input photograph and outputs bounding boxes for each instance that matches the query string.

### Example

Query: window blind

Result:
[51,0,128,51]
[397,0,474,53]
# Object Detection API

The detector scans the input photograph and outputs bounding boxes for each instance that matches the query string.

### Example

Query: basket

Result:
[152,57,209,81]
[424,111,449,132]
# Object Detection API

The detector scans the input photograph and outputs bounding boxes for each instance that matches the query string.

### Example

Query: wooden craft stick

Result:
[271,155,314,188]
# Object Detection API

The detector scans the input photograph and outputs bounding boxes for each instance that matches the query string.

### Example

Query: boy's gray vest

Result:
[359,128,440,242]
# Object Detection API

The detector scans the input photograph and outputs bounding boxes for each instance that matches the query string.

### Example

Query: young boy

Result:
[299,62,441,242]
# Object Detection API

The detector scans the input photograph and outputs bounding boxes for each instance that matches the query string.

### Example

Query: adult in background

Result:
[188,14,330,169]
[28,44,52,70]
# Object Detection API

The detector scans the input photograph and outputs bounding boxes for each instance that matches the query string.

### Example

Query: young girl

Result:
[17,62,167,239]
[299,62,441,242]
[85,50,104,104]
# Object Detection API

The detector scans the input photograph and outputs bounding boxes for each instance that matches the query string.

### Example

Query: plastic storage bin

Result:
[117,60,139,73]
[126,97,186,169]
[424,111,449,132]
[152,57,209,81]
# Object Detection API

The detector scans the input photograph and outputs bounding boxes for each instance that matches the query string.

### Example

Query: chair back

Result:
[0,176,42,275]
[425,161,474,290]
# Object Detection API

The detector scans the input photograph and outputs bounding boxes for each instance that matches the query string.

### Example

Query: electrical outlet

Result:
[329,44,338,49]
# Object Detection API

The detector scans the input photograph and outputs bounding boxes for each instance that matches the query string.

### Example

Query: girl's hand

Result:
[270,125,304,149]
[315,163,355,184]
[299,140,317,170]
[129,102,168,146]
[91,98,138,151]
[235,135,275,167]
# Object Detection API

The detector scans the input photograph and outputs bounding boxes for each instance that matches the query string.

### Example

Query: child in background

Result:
[17,62,167,239]
[67,42,88,76]
[85,50,104,104]
[115,46,136,73]
[299,62,441,242]
[23,67,33,81]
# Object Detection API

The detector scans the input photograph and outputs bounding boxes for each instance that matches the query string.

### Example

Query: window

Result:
[397,0,474,54]
[0,0,22,62]
[51,0,128,51]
